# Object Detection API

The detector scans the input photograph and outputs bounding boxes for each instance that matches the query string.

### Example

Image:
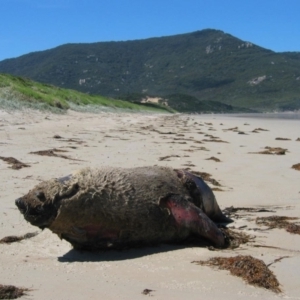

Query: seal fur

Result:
[15,166,231,250]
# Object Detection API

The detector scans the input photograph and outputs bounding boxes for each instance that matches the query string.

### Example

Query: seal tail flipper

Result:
[159,194,225,248]
[181,170,233,223]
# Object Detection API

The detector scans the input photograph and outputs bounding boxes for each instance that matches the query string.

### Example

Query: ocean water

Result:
[234,112,300,120]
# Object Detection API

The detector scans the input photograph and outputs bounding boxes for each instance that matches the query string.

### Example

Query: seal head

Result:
[15,175,76,229]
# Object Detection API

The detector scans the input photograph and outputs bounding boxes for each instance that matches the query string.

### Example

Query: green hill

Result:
[0,29,300,112]
[0,73,174,113]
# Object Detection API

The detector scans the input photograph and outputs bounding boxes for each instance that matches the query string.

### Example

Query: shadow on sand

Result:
[57,238,213,263]
[57,244,189,262]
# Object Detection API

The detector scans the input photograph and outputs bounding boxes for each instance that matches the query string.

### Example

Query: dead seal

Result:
[15,166,232,250]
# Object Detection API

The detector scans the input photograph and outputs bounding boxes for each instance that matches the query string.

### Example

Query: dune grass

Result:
[0,73,174,113]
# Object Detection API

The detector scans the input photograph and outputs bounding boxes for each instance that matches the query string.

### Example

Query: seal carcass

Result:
[15,166,232,250]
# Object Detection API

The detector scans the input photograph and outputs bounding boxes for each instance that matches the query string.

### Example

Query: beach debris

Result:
[152,129,176,135]
[183,146,209,152]
[142,289,154,296]
[158,155,180,161]
[0,284,31,299]
[169,141,187,144]
[52,134,87,144]
[256,216,300,235]
[223,206,275,218]
[211,187,224,192]
[286,224,300,234]
[238,131,247,134]
[0,156,30,170]
[249,147,287,155]
[202,139,229,143]
[267,256,290,267]
[192,255,281,293]
[172,137,203,144]
[221,228,253,249]
[275,137,291,141]
[204,134,219,139]
[206,157,221,162]
[30,148,80,160]
[223,126,238,132]
[182,163,196,167]
[53,134,63,139]
[292,163,300,171]
[0,232,39,244]
[254,128,269,132]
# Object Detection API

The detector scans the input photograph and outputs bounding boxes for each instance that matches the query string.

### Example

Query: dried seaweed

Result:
[249,147,287,155]
[182,163,196,167]
[256,215,300,235]
[223,126,238,132]
[211,187,224,192]
[286,224,300,234]
[0,232,39,244]
[206,156,221,162]
[152,129,176,135]
[30,148,81,161]
[202,139,229,143]
[254,128,269,131]
[292,163,300,171]
[158,155,180,161]
[142,289,154,296]
[221,228,253,249]
[0,156,30,170]
[187,169,222,187]
[223,206,275,218]
[0,284,30,299]
[192,255,281,293]
[275,137,291,141]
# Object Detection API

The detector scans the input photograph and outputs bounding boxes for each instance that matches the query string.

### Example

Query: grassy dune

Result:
[0,73,175,113]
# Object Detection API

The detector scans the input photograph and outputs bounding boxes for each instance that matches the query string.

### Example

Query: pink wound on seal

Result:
[164,200,198,227]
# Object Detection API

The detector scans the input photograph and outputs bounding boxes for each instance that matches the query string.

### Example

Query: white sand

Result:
[0,109,299,299]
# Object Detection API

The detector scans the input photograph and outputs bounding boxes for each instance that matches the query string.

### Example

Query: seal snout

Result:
[15,197,26,213]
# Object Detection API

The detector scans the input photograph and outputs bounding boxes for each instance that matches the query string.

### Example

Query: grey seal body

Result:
[15,166,232,250]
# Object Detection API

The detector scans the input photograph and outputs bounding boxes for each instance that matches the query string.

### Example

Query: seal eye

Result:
[36,191,46,202]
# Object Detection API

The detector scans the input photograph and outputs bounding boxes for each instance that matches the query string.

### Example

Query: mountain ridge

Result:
[0,29,299,112]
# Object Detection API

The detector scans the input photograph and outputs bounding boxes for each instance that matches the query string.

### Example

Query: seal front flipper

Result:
[159,194,225,248]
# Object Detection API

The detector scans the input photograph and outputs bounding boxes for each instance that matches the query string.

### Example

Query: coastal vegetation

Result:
[0,73,174,113]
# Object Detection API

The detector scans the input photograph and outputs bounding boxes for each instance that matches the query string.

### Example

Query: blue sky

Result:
[1,0,299,61]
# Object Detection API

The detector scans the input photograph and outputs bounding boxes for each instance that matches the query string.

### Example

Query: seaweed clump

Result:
[256,216,300,235]
[249,147,287,155]
[0,232,39,244]
[0,156,30,170]
[292,163,300,171]
[221,228,253,249]
[0,284,30,299]
[193,255,281,293]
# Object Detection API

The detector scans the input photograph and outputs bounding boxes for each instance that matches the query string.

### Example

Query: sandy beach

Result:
[0,109,299,299]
